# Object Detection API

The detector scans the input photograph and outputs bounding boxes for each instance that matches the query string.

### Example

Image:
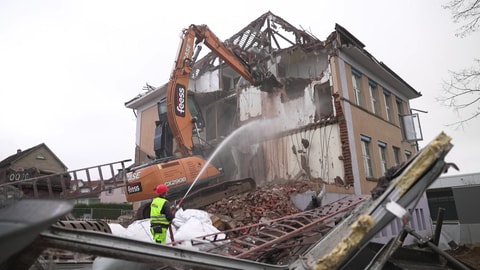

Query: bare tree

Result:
[439,0,480,127]
[443,0,480,37]
[439,59,480,126]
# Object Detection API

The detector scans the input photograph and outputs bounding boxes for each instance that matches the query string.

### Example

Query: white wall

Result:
[372,193,433,246]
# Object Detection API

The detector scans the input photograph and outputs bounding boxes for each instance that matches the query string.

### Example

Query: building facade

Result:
[125,11,429,241]
[125,12,423,200]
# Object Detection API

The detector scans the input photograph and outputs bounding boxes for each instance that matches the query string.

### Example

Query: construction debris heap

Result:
[203,180,322,228]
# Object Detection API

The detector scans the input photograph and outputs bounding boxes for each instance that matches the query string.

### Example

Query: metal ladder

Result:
[173,195,369,263]
[0,159,131,204]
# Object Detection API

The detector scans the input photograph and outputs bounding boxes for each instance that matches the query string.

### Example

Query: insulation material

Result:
[172,208,225,244]
[314,214,375,270]
[107,209,223,246]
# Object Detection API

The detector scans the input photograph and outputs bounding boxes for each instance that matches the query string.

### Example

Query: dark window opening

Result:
[205,97,237,141]
[426,188,458,221]
[154,100,173,159]
[314,82,333,121]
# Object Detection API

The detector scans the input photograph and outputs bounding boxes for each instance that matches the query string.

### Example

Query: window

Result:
[426,188,458,221]
[361,135,374,178]
[352,69,363,106]
[393,146,402,165]
[369,80,379,115]
[396,98,404,125]
[222,75,240,90]
[154,99,173,158]
[384,90,392,121]
[402,113,423,141]
[378,141,388,175]
[405,150,412,161]
[206,97,237,140]
[314,82,333,119]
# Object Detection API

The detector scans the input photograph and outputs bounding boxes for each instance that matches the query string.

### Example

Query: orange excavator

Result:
[125,24,281,217]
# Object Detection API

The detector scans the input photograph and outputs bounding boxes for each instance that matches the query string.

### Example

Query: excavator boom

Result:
[125,24,282,210]
[166,24,280,157]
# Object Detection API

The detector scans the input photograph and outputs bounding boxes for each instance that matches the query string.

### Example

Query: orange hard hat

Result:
[154,184,168,195]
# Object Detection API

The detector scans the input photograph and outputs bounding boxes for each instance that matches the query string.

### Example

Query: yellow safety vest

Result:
[150,197,170,226]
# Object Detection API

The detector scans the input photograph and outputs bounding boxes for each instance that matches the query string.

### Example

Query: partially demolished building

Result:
[2,11,469,270]
[126,11,423,202]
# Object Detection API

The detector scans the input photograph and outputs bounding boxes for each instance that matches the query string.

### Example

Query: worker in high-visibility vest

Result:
[150,184,174,244]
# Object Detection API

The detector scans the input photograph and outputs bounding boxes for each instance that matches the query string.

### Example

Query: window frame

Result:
[393,146,402,166]
[383,90,392,122]
[352,69,363,107]
[378,141,388,175]
[369,80,379,115]
[405,150,412,161]
[396,98,404,123]
[361,135,374,178]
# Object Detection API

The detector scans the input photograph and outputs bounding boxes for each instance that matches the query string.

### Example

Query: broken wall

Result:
[262,124,343,185]
[137,105,158,162]
[192,69,221,93]
[191,47,344,188]
[277,49,329,80]
[175,12,348,190]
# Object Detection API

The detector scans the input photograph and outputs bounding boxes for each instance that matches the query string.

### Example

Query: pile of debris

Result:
[203,180,322,229]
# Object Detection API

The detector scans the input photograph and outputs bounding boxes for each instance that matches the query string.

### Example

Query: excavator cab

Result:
[185,92,205,132]
[154,99,172,159]
[154,94,205,159]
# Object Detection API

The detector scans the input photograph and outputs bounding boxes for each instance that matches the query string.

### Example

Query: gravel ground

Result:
[447,244,480,269]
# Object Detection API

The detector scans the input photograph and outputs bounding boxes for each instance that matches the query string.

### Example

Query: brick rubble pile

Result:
[204,180,321,228]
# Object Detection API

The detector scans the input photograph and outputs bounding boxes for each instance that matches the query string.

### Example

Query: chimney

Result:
[17,149,22,154]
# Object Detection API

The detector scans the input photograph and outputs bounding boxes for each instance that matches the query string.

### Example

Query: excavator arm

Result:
[166,24,280,157]
[125,24,279,207]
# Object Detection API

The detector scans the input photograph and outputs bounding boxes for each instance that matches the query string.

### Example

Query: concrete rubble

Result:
[203,179,323,229]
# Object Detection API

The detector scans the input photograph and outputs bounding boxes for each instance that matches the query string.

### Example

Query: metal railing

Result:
[0,159,131,206]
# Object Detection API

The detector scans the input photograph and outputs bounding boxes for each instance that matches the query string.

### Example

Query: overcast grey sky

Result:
[1,0,478,176]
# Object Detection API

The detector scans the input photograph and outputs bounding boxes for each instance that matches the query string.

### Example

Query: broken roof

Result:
[191,11,325,79]
[125,11,421,108]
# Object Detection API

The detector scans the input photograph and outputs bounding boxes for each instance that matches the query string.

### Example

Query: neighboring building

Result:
[125,12,427,240]
[0,143,70,199]
[69,179,131,221]
[0,144,128,205]
[70,179,127,204]
[426,172,480,249]
[100,184,127,203]
[69,179,102,205]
